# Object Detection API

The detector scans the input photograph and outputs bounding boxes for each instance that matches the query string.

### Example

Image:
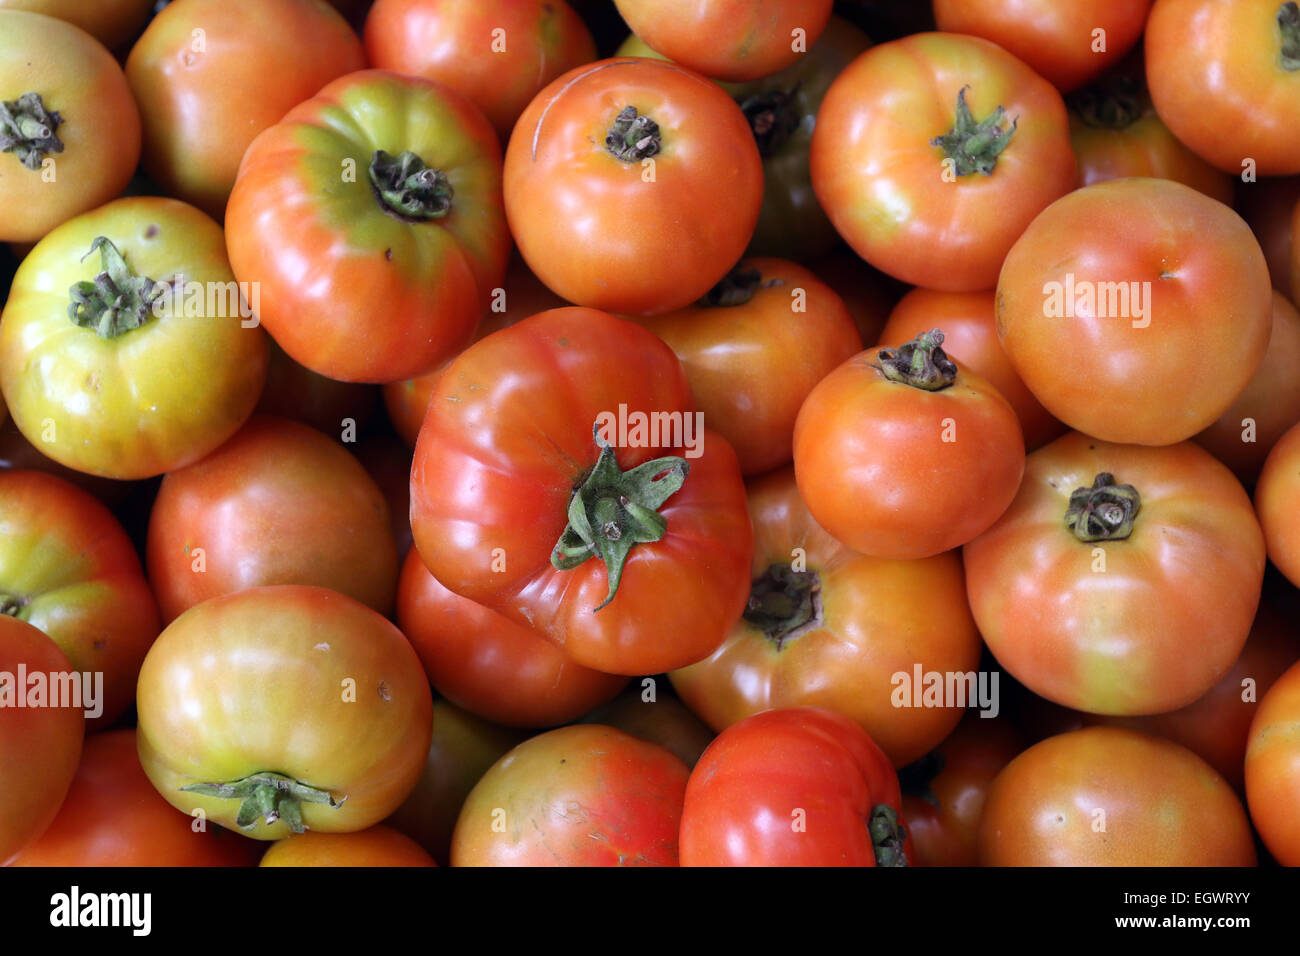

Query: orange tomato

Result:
[1245,658,1300,865]
[260,826,437,867]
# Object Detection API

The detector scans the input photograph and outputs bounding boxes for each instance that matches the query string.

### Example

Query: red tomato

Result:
[410,307,753,676]
[680,707,910,867]
[996,178,1272,445]
[810,33,1075,291]
[452,725,689,866]
[1245,658,1300,865]
[364,0,596,142]
[260,826,436,867]
[965,432,1266,715]
[793,330,1025,559]
[504,58,763,314]
[979,727,1257,866]
[396,547,625,728]
[147,416,399,624]
[10,730,261,866]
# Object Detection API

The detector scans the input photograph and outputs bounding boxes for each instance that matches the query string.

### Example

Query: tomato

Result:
[612,0,832,82]
[0,615,83,865]
[0,470,159,729]
[1147,0,1300,176]
[451,724,689,866]
[504,58,763,315]
[10,730,262,866]
[410,307,753,676]
[364,0,596,143]
[1194,292,1300,485]
[680,707,910,867]
[1236,174,1300,299]
[1253,419,1300,590]
[226,69,510,384]
[257,342,378,440]
[396,547,625,727]
[877,288,1065,450]
[933,0,1151,93]
[0,11,140,243]
[996,178,1273,446]
[579,685,715,769]
[636,258,862,476]
[898,714,1024,867]
[978,727,1257,866]
[0,419,131,506]
[260,826,436,867]
[125,0,364,219]
[146,416,399,624]
[793,330,1024,559]
[1245,658,1300,865]
[135,586,433,839]
[810,33,1075,292]
[0,197,269,479]
[385,700,524,863]
[354,435,414,558]
[808,251,901,346]
[0,0,153,51]
[965,432,1265,715]
[671,467,981,767]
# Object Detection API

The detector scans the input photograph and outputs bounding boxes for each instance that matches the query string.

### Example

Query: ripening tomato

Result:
[1245,658,1300,865]
[671,467,982,768]
[877,288,1065,450]
[226,70,511,384]
[1147,0,1300,176]
[146,416,399,624]
[636,259,862,476]
[0,0,153,51]
[504,58,763,315]
[793,330,1024,559]
[810,33,1075,292]
[452,725,689,866]
[933,0,1151,93]
[996,178,1272,445]
[136,586,433,839]
[1194,292,1300,485]
[979,727,1257,866]
[0,419,130,507]
[125,0,364,219]
[0,615,83,865]
[364,0,596,142]
[10,730,262,867]
[0,197,269,479]
[1236,175,1300,299]
[410,308,753,676]
[0,470,159,729]
[580,686,716,769]
[0,12,140,244]
[680,707,910,867]
[260,826,436,867]
[396,547,625,727]
[1254,419,1300,590]
[965,432,1266,715]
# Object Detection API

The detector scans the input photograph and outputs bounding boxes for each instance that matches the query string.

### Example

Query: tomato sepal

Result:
[869,804,910,868]
[181,772,346,834]
[929,86,1018,177]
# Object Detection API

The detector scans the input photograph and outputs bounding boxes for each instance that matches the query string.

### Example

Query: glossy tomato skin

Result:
[933,0,1151,93]
[364,0,596,142]
[637,258,862,476]
[410,307,753,676]
[147,416,399,624]
[0,12,140,243]
[811,33,1075,292]
[0,470,159,729]
[504,58,762,315]
[0,615,83,865]
[396,547,625,728]
[878,288,1064,450]
[10,730,262,867]
[452,725,689,866]
[1255,419,1300,589]
[1246,659,1300,865]
[996,178,1272,446]
[0,0,153,52]
[671,467,982,768]
[0,197,269,480]
[260,826,436,867]
[125,0,365,219]
[1147,0,1300,176]
[227,69,509,384]
[680,707,910,867]
[978,727,1257,866]
[793,345,1024,560]
[965,432,1266,716]
[136,586,433,840]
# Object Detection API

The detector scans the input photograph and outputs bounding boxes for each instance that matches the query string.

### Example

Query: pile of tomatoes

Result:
[2,0,1300,871]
